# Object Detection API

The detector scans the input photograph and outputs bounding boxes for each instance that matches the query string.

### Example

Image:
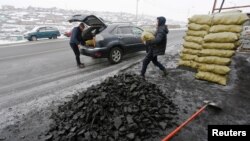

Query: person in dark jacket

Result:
[140,16,169,77]
[69,23,85,68]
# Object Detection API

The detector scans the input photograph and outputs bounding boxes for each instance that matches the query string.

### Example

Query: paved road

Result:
[0,30,185,109]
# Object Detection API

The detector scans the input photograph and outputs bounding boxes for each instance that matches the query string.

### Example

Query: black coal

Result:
[46,73,178,141]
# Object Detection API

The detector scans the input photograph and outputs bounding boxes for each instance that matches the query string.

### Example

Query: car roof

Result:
[108,23,139,27]
[33,26,57,29]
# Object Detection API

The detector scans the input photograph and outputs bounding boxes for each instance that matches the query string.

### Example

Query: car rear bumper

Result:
[80,46,109,58]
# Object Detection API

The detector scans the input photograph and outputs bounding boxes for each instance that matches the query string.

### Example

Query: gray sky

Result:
[0,0,249,21]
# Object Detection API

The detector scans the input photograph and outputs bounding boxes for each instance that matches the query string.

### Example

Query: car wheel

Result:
[49,37,52,39]
[52,35,57,39]
[108,47,123,64]
[31,36,37,41]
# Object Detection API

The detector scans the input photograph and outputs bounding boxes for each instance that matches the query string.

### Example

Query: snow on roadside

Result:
[0,35,67,45]
[0,40,27,45]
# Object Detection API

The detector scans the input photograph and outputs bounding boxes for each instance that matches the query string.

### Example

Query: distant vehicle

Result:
[69,14,146,64]
[63,30,72,37]
[24,27,61,41]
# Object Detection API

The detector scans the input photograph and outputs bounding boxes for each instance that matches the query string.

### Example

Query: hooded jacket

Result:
[147,16,169,56]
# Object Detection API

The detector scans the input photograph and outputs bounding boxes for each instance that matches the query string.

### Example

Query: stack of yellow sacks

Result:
[195,11,249,85]
[179,15,212,69]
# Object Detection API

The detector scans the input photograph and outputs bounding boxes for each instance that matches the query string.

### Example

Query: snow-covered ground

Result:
[0,35,67,45]
[0,40,27,45]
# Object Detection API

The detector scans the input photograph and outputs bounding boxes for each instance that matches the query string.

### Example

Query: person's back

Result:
[70,26,82,45]
[156,25,168,46]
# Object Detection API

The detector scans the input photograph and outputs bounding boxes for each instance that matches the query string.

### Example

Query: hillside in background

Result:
[0,5,186,41]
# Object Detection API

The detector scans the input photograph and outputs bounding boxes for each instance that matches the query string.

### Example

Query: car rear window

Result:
[46,27,58,31]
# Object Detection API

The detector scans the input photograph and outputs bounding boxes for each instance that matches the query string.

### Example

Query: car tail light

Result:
[95,52,102,57]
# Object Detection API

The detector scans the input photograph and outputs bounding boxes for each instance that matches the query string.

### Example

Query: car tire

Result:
[31,36,37,41]
[52,35,57,39]
[108,47,123,64]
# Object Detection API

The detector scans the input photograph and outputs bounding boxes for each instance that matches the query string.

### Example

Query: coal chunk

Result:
[159,122,167,130]
[44,134,53,141]
[114,116,122,129]
[126,133,135,140]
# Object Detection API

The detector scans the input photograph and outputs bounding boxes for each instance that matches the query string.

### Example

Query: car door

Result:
[116,26,137,54]
[46,27,54,38]
[131,27,146,51]
[37,27,46,38]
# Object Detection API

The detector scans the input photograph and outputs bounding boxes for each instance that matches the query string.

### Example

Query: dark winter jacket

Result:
[69,27,83,45]
[146,16,169,56]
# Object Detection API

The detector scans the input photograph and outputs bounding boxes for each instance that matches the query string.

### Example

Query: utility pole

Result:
[136,0,139,25]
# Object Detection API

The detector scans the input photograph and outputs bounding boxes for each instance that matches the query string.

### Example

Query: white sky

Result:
[0,0,249,22]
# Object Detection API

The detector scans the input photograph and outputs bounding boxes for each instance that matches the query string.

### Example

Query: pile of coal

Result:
[46,73,178,141]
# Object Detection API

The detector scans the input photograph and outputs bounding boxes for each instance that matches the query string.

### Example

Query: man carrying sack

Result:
[141,16,169,78]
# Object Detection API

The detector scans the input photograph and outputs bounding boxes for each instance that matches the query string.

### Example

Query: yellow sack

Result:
[180,54,198,61]
[188,15,212,25]
[141,31,155,41]
[199,49,235,58]
[198,64,230,75]
[184,36,203,44]
[235,41,241,47]
[85,39,95,46]
[202,42,235,50]
[182,48,200,55]
[195,56,231,65]
[236,33,241,39]
[212,12,249,25]
[204,32,238,43]
[188,23,210,31]
[195,71,227,85]
[183,41,202,50]
[209,25,243,33]
[186,30,208,37]
[179,60,199,69]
